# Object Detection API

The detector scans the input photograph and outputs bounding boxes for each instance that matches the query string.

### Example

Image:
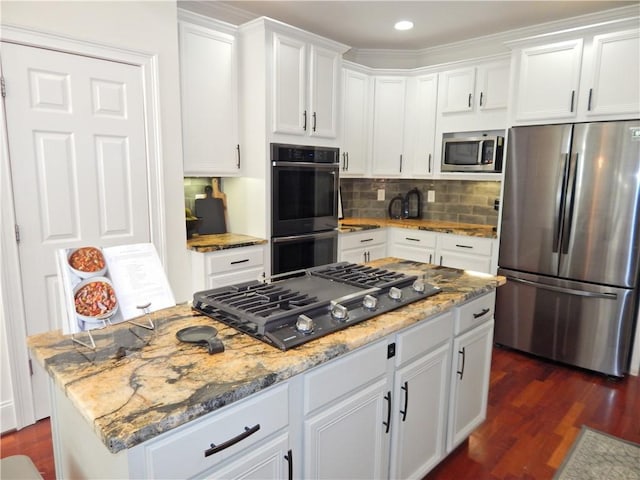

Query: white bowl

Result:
[67,247,107,279]
[73,276,118,322]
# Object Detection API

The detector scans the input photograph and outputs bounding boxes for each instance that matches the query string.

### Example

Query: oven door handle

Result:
[272,161,339,169]
[271,231,338,243]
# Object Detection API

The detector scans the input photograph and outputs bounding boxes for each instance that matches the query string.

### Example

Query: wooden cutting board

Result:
[194,179,228,234]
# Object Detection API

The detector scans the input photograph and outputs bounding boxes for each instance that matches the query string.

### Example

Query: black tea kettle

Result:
[388,188,422,219]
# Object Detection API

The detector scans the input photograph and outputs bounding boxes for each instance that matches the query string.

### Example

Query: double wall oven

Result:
[271,143,339,275]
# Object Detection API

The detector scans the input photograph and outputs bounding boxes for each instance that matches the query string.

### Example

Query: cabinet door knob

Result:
[587,88,593,111]
[479,91,484,107]
[383,391,392,433]
[303,110,307,131]
[570,90,575,112]
[400,381,409,422]
[204,424,261,457]
[457,347,466,379]
[312,111,317,132]
[468,93,472,108]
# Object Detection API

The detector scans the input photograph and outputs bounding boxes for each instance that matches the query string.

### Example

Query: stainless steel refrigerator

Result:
[495,120,640,377]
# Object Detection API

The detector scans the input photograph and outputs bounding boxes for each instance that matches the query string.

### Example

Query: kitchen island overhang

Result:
[28,258,505,457]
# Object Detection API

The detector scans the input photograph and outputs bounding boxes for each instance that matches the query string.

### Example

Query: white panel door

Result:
[2,42,150,419]
[371,76,406,176]
[585,29,640,117]
[272,33,306,135]
[308,44,340,138]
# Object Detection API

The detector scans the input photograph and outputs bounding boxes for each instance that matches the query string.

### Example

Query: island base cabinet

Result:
[389,341,451,480]
[200,433,291,480]
[303,379,391,480]
[447,319,495,453]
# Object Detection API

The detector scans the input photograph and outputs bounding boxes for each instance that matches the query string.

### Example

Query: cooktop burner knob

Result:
[363,294,378,310]
[331,303,349,321]
[296,314,315,334]
[389,286,402,301]
[412,279,426,293]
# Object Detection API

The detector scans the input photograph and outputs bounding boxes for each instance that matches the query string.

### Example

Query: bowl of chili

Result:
[67,247,107,278]
[73,276,118,322]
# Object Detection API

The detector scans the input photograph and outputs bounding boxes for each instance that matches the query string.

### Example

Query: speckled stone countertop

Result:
[187,233,267,253]
[27,258,505,454]
[339,217,497,238]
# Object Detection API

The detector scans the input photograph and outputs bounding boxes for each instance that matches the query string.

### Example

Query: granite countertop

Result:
[28,258,505,454]
[187,233,267,253]
[339,217,497,238]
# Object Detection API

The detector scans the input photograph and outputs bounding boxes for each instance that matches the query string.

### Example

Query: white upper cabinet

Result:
[272,32,343,139]
[371,76,407,176]
[583,29,640,117]
[407,74,438,177]
[178,14,240,176]
[513,39,584,122]
[437,59,509,131]
[340,66,370,176]
[439,67,476,114]
[510,23,640,124]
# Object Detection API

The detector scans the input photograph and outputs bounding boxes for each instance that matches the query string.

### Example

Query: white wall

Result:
[1,0,190,303]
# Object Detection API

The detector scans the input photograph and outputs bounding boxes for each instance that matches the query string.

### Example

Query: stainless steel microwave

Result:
[442,135,504,172]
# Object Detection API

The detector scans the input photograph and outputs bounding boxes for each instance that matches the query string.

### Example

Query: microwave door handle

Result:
[478,140,485,165]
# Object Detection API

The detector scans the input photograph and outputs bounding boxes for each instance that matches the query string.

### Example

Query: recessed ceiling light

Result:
[394,20,414,31]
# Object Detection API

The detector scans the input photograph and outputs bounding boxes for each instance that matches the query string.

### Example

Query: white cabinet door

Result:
[273,32,307,135]
[390,342,450,479]
[438,251,492,273]
[409,74,438,177]
[447,319,494,453]
[436,234,494,274]
[308,45,341,138]
[179,20,240,176]
[371,77,407,176]
[514,39,583,122]
[584,29,640,117]
[202,433,291,480]
[477,60,510,111]
[304,379,390,480]
[341,67,370,176]
[439,67,476,114]
[387,228,437,264]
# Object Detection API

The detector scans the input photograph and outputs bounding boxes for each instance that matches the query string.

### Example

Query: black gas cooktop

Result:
[192,262,440,350]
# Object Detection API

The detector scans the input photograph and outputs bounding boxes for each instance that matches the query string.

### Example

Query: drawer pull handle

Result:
[383,391,392,433]
[360,238,374,243]
[455,244,473,249]
[473,307,490,319]
[457,347,466,380]
[400,381,409,422]
[230,258,250,265]
[204,424,261,457]
[405,237,420,242]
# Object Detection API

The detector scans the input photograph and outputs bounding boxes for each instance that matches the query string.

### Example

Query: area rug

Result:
[554,425,640,480]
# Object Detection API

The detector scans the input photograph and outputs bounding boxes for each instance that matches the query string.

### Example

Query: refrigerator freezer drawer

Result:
[494,269,637,376]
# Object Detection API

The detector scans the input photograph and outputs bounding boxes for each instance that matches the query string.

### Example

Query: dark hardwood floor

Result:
[1,347,639,480]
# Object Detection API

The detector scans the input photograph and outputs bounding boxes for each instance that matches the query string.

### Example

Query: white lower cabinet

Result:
[447,293,495,453]
[436,234,495,274]
[190,245,265,291]
[389,312,453,479]
[387,227,436,264]
[135,383,291,479]
[339,228,387,263]
[202,433,291,479]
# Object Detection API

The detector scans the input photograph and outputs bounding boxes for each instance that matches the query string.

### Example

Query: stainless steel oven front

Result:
[271,143,339,236]
[271,230,338,275]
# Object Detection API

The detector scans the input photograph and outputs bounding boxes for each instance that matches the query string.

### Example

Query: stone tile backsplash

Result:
[340,178,501,227]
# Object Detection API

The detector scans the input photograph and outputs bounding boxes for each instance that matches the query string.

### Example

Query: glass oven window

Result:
[276,168,336,220]
[272,234,337,275]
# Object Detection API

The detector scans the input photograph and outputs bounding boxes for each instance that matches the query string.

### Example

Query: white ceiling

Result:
[187,1,639,50]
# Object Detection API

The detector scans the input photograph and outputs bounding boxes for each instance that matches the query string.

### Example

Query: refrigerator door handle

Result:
[553,153,571,253]
[561,153,580,254]
[507,276,617,299]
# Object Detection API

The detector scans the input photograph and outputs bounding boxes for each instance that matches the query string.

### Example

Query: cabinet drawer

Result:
[395,311,453,367]
[389,227,437,248]
[437,234,493,256]
[304,340,388,415]
[340,229,386,251]
[205,246,264,275]
[454,291,496,335]
[144,383,288,479]
[206,267,264,289]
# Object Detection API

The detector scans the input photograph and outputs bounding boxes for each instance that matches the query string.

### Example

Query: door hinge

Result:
[1,77,6,97]
[15,224,20,243]
[29,359,34,376]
